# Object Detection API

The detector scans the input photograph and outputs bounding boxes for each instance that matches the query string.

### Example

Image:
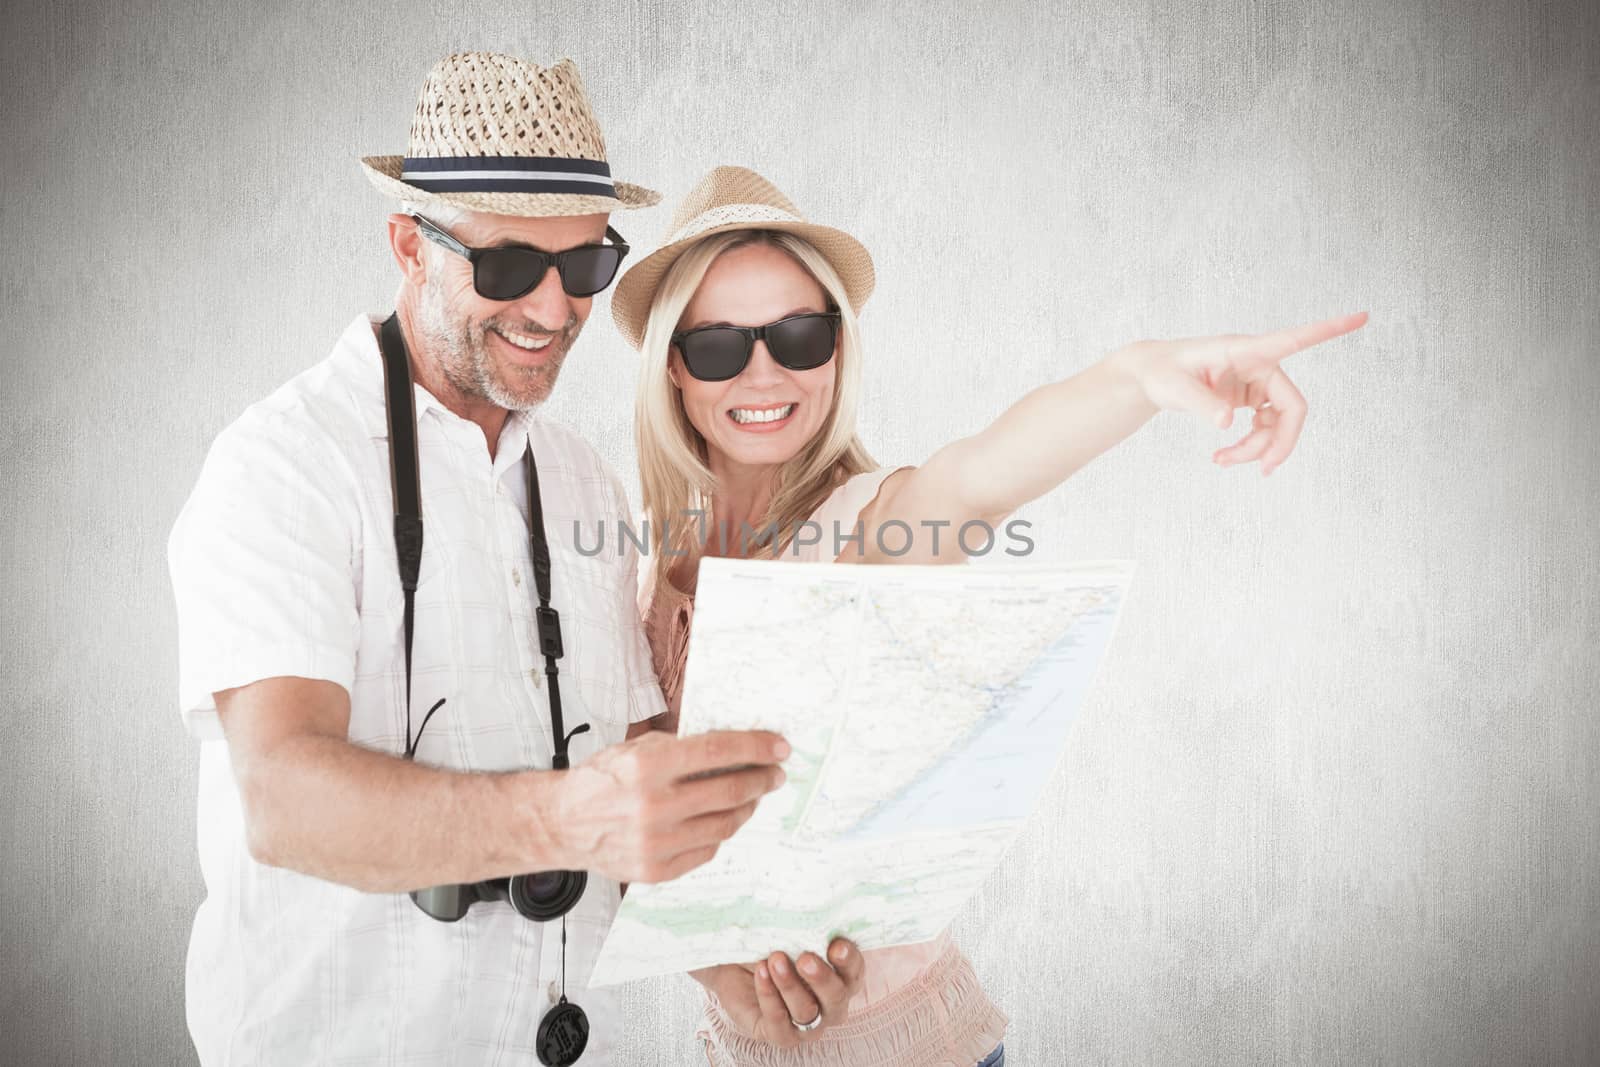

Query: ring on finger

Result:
[793,1008,823,1032]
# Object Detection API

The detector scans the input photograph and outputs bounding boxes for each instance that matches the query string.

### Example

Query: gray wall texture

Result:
[3,0,1597,1063]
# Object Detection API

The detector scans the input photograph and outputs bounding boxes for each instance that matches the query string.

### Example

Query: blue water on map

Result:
[845,589,1122,839]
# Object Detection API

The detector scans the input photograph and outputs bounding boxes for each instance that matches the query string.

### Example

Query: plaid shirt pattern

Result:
[168,314,664,1064]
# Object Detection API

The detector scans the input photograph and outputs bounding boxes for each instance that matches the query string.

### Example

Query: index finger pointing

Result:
[676,730,790,780]
[1243,310,1369,366]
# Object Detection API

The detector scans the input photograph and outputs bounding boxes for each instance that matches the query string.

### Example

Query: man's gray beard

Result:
[414,275,569,412]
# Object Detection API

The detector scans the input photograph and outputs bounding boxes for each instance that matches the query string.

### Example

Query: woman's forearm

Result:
[857,312,1363,566]
[629,711,677,738]
[923,348,1157,521]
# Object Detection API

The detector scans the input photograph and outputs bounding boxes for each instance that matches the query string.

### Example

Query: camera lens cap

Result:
[536,998,589,1065]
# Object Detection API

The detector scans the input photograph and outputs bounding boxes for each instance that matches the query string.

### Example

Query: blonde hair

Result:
[635,230,877,586]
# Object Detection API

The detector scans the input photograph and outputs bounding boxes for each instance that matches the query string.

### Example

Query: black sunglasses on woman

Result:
[671,310,841,382]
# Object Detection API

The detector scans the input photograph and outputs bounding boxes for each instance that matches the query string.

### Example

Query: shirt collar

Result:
[335,313,538,450]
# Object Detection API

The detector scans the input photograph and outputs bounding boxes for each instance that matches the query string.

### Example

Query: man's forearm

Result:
[242,734,568,893]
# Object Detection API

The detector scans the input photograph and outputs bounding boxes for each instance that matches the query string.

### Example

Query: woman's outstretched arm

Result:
[859,312,1368,563]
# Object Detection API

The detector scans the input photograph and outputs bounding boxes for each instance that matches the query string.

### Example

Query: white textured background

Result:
[3,0,1597,1063]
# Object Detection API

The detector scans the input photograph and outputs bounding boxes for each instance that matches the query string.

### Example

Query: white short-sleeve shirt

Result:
[167,313,665,1065]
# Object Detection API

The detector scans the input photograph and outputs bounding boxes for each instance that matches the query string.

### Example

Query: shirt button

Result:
[512,568,522,586]
[547,979,559,1001]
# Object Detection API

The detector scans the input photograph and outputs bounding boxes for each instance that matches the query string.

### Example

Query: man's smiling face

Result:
[409,209,611,412]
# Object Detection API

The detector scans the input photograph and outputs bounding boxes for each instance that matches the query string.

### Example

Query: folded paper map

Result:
[589,557,1133,986]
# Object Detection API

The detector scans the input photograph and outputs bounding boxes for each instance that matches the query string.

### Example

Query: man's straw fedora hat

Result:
[611,166,875,349]
[361,52,659,218]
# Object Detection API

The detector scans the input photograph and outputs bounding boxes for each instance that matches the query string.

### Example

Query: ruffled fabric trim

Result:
[694,939,1008,1067]
[654,591,694,715]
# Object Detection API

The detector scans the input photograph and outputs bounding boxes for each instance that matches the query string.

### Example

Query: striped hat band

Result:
[399,156,616,197]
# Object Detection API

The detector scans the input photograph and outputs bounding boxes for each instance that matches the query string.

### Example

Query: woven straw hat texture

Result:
[361,52,659,217]
[611,166,875,348]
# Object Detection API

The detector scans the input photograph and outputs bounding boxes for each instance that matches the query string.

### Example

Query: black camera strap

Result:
[378,313,445,757]
[525,437,591,769]
[377,312,591,1064]
[376,312,588,764]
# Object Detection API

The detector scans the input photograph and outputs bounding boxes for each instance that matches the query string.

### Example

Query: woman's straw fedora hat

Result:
[611,166,875,349]
[361,52,659,218]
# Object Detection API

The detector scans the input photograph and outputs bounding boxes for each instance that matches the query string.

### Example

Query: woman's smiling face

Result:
[670,242,838,469]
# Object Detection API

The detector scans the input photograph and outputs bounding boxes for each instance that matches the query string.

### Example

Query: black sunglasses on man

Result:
[411,212,630,300]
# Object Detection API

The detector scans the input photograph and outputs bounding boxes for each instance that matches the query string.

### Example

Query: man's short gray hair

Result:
[399,200,468,276]
[399,198,468,230]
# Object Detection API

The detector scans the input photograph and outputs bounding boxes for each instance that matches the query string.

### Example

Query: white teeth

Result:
[729,404,795,425]
[495,328,552,351]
